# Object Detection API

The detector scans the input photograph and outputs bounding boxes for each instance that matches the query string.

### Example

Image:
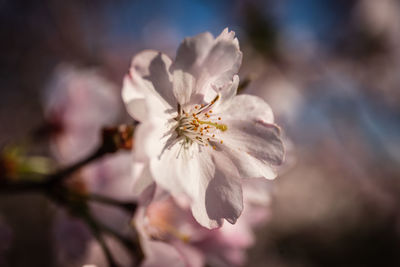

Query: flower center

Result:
[175,94,227,150]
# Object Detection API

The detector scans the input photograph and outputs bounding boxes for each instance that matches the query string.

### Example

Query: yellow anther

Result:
[220,140,223,144]
[212,134,215,137]
[212,145,216,150]
[195,105,199,109]
[209,110,213,113]
[217,124,228,131]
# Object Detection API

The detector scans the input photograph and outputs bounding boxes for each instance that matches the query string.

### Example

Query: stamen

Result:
[198,121,228,132]
[174,93,227,149]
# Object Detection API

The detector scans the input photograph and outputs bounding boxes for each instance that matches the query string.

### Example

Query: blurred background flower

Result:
[1,0,400,266]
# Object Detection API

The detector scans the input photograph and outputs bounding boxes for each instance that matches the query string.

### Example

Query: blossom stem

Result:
[88,193,137,213]
[46,146,109,186]
[82,210,121,267]
[98,220,144,265]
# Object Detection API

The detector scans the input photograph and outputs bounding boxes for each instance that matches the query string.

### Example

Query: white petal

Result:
[149,143,187,198]
[218,146,278,179]
[133,116,176,161]
[173,32,214,73]
[122,75,148,121]
[172,70,196,106]
[131,50,175,107]
[206,75,239,110]
[214,94,283,178]
[171,29,242,104]
[150,143,214,204]
[196,153,243,227]
[199,38,242,90]
[221,94,275,123]
[222,119,284,168]
[122,50,175,121]
[151,143,243,229]
[216,27,240,49]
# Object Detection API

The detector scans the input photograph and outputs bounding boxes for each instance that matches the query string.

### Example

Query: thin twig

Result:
[88,193,137,214]
[83,210,121,267]
[45,146,108,186]
[99,220,144,265]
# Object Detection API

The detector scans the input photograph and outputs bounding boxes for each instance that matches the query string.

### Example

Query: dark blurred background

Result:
[1,0,400,266]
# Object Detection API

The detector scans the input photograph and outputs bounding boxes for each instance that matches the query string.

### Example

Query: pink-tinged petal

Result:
[170,240,205,267]
[81,152,134,200]
[135,207,187,267]
[141,240,186,267]
[45,65,120,164]
[122,50,175,121]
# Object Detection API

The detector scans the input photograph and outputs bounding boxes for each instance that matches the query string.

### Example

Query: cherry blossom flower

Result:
[123,28,284,228]
[134,178,273,267]
[44,64,120,164]
[44,65,134,266]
